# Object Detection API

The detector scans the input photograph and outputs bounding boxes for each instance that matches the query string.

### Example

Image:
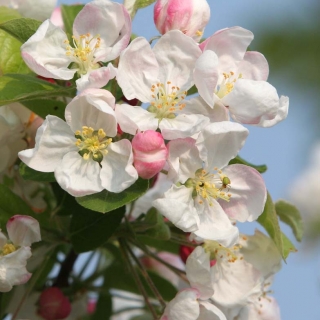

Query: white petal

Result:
[55,151,103,197]
[186,247,214,300]
[196,122,249,170]
[73,0,131,62]
[117,37,159,102]
[0,247,32,292]
[218,165,267,222]
[15,0,57,21]
[18,115,76,172]
[201,27,253,70]
[76,64,117,92]
[7,215,41,247]
[153,185,200,232]
[65,90,117,137]
[21,20,75,80]
[194,50,219,108]
[160,114,209,140]
[193,199,239,247]
[162,289,200,320]
[115,104,158,135]
[238,296,281,320]
[239,230,282,278]
[167,138,201,183]
[100,140,138,193]
[223,79,289,127]
[153,30,202,89]
[184,97,229,123]
[238,51,269,81]
[198,301,227,320]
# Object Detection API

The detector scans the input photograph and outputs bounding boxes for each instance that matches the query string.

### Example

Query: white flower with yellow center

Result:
[153,122,267,246]
[194,26,289,127]
[18,89,138,197]
[0,215,41,292]
[21,0,131,91]
[204,230,282,320]
[115,30,209,140]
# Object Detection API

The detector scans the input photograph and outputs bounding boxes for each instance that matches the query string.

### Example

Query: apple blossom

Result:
[154,0,210,42]
[0,103,42,174]
[18,89,138,197]
[161,246,226,320]
[0,215,41,292]
[116,30,209,140]
[0,0,57,21]
[132,130,168,179]
[154,122,266,246]
[194,27,289,127]
[21,0,131,91]
[204,230,282,319]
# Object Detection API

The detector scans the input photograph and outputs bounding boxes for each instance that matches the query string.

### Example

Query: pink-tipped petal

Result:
[7,215,41,247]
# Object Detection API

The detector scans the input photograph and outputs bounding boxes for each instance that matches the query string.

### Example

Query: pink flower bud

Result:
[154,0,210,41]
[132,130,167,179]
[38,287,71,320]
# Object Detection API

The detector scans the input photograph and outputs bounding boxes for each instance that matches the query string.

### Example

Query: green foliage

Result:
[0,7,21,23]
[76,178,149,214]
[137,208,171,240]
[0,18,41,43]
[0,74,75,106]
[125,0,157,18]
[104,263,177,301]
[229,155,267,173]
[19,163,56,182]
[0,184,34,227]
[0,11,34,76]
[21,99,66,120]
[257,192,296,260]
[61,4,84,41]
[91,292,112,320]
[275,200,304,242]
[70,206,125,253]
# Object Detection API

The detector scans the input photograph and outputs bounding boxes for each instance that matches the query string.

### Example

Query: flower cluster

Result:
[0,0,294,319]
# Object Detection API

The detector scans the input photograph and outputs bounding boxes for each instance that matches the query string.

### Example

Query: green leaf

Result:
[19,163,56,182]
[275,200,304,242]
[229,155,267,173]
[131,315,153,320]
[257,192,283,258]
[0,184,34,227]
[0,7,21,23]
[136,235,179,254]
[0,18,41,43]
[21,99,66,119]
[76,178,149,214]
[187,85,198,96]
[281,232,297,260]
[142,208,171,240]
[61,4,84,40]
[0,74,75,106]
[0,29,30,76]
[70,206,125,253]
[92,293,112,320]
[124,0,156,18]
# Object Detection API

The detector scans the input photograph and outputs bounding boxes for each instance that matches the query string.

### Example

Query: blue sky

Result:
[58,0,320,318]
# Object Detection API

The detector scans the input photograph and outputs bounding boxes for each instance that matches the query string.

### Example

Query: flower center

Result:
[65,33,101,75]
[185,168,232,205]
[75,126,112,163]
[1,243,17,256]
[216,71,242,99]
[204,240,241,263]
[147,81,187,121]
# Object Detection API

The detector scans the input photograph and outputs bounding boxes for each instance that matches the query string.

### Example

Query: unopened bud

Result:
[154,0,210,41]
